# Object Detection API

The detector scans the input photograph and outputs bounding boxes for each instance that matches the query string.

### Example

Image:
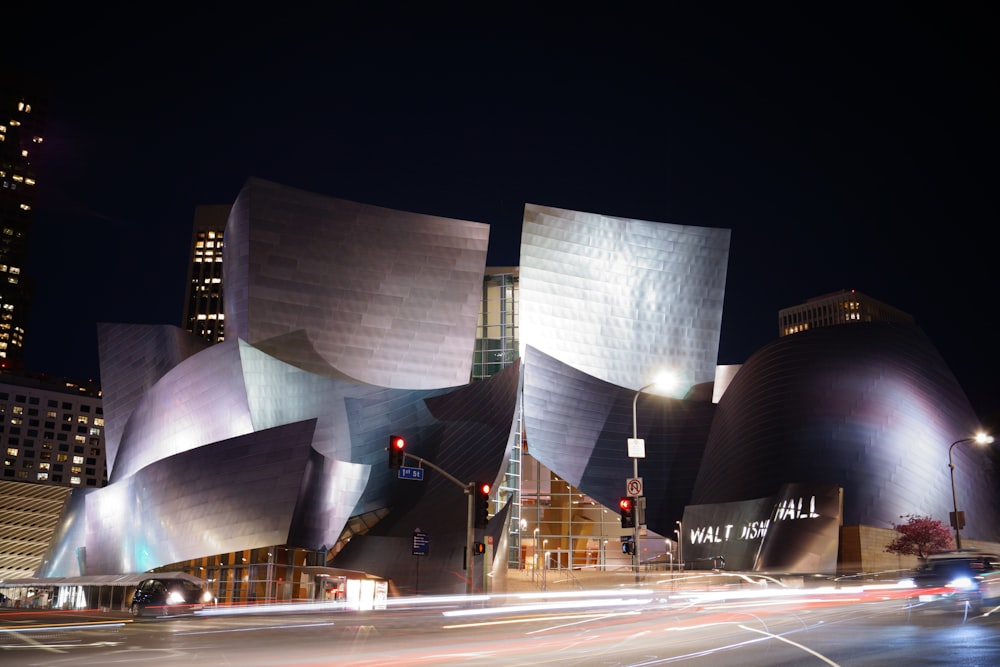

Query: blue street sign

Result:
[398,466,424,480]
[412,531,429,556]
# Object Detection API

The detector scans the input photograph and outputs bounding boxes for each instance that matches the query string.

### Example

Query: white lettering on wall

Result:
[688,496,819,545]
[774,495,819,521]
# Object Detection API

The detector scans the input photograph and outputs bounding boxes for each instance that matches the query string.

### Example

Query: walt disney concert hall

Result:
[35,177,997,602]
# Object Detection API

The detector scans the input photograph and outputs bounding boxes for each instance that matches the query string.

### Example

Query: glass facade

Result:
[474,270,672,572]
[472,270,518,382]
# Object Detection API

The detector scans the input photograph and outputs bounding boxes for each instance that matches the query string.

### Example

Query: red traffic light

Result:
[474,481,491,528]
[388,435,406,469]
[619,496,636,528]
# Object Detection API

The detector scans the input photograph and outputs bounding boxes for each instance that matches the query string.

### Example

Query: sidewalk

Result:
[492,566,829,595]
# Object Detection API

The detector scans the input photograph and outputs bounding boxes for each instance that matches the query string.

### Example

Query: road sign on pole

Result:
[626,477,643,496]
[627,437,646,458]
[412,530,429,556]
[398,466,424,480]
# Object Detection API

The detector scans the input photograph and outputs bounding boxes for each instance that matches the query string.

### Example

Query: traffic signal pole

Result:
[390,448,479,596]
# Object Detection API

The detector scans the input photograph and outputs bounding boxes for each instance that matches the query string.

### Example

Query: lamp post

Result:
[675,520,683,571]
[532,528,539,582]
[630,382,657,583]
[628,373,678,585]
[948,432,994,549]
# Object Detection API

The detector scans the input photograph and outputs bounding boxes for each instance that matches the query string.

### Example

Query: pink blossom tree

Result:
[885,514,954,559]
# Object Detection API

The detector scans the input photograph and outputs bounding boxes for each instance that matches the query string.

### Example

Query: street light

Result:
[532,528,539,581]
[675,520,683,571]
[629,373,678,584]
[948,431,994,549]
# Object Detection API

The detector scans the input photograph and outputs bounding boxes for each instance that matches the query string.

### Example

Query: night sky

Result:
[9,5,997,424]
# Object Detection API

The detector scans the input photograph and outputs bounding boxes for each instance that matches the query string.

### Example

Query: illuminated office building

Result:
[0,373,105,489]
[183,205,229,344]
[778,288,914,337]
[0,372,105,580]
[0,72,48,374]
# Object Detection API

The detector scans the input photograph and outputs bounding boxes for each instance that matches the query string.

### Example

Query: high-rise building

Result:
[0,71,49,374]
[0,373,105,489]
[778,288,914,337]
[183,205,229,344]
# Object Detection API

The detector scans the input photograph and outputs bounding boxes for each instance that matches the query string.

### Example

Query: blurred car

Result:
[902,551,1000,614]
[130,576,214,617]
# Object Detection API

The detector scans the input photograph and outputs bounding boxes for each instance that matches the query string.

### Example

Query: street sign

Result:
[627,437,646,458]
[626,477,643,496]
[412,530,429,556]
[398,466,424,480]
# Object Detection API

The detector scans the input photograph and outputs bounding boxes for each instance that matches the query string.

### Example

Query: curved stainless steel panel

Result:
[693,323,999,540]
[224,178,489,390]
[518,203,730,391]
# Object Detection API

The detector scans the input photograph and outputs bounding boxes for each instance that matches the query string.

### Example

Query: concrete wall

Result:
[839,525,1000,578]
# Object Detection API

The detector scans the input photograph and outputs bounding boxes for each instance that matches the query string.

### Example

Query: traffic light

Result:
[619,496,636,528]
[473,541,485,555]
[388,435,406,469]
[474,481,491,528]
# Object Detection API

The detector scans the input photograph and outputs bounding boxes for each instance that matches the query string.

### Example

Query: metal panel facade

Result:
[224,178,490,390]
[518,203,730,392]
[692,323,998,537]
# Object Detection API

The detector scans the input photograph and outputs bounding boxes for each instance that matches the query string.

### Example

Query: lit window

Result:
[70,476,81,485]
[5,447,16,456]
[73,455,84,465]
[36,472,48,481]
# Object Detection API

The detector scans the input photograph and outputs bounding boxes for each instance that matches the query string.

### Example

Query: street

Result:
[2,583,998,666]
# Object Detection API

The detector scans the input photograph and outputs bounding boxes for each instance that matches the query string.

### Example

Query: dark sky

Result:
[10,5,998,424]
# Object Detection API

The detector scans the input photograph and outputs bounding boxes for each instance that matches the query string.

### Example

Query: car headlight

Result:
[202,591,214,603]
[946,576,976,591]
[899,578,915,588]
[167,590,185,604]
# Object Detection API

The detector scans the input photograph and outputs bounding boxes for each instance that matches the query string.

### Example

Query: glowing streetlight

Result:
[629,372,678,583]
[948,431,994,549]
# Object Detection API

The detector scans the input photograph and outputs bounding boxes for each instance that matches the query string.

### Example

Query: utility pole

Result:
[392,447,481,595]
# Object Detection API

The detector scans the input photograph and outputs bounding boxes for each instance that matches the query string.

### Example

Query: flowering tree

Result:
[885,514,954,559]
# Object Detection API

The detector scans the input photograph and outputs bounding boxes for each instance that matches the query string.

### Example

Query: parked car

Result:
[902,551,1000,614]
[130,577,213,617]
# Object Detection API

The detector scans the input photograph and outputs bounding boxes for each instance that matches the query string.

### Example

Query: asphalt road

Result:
[2,585,998,666]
